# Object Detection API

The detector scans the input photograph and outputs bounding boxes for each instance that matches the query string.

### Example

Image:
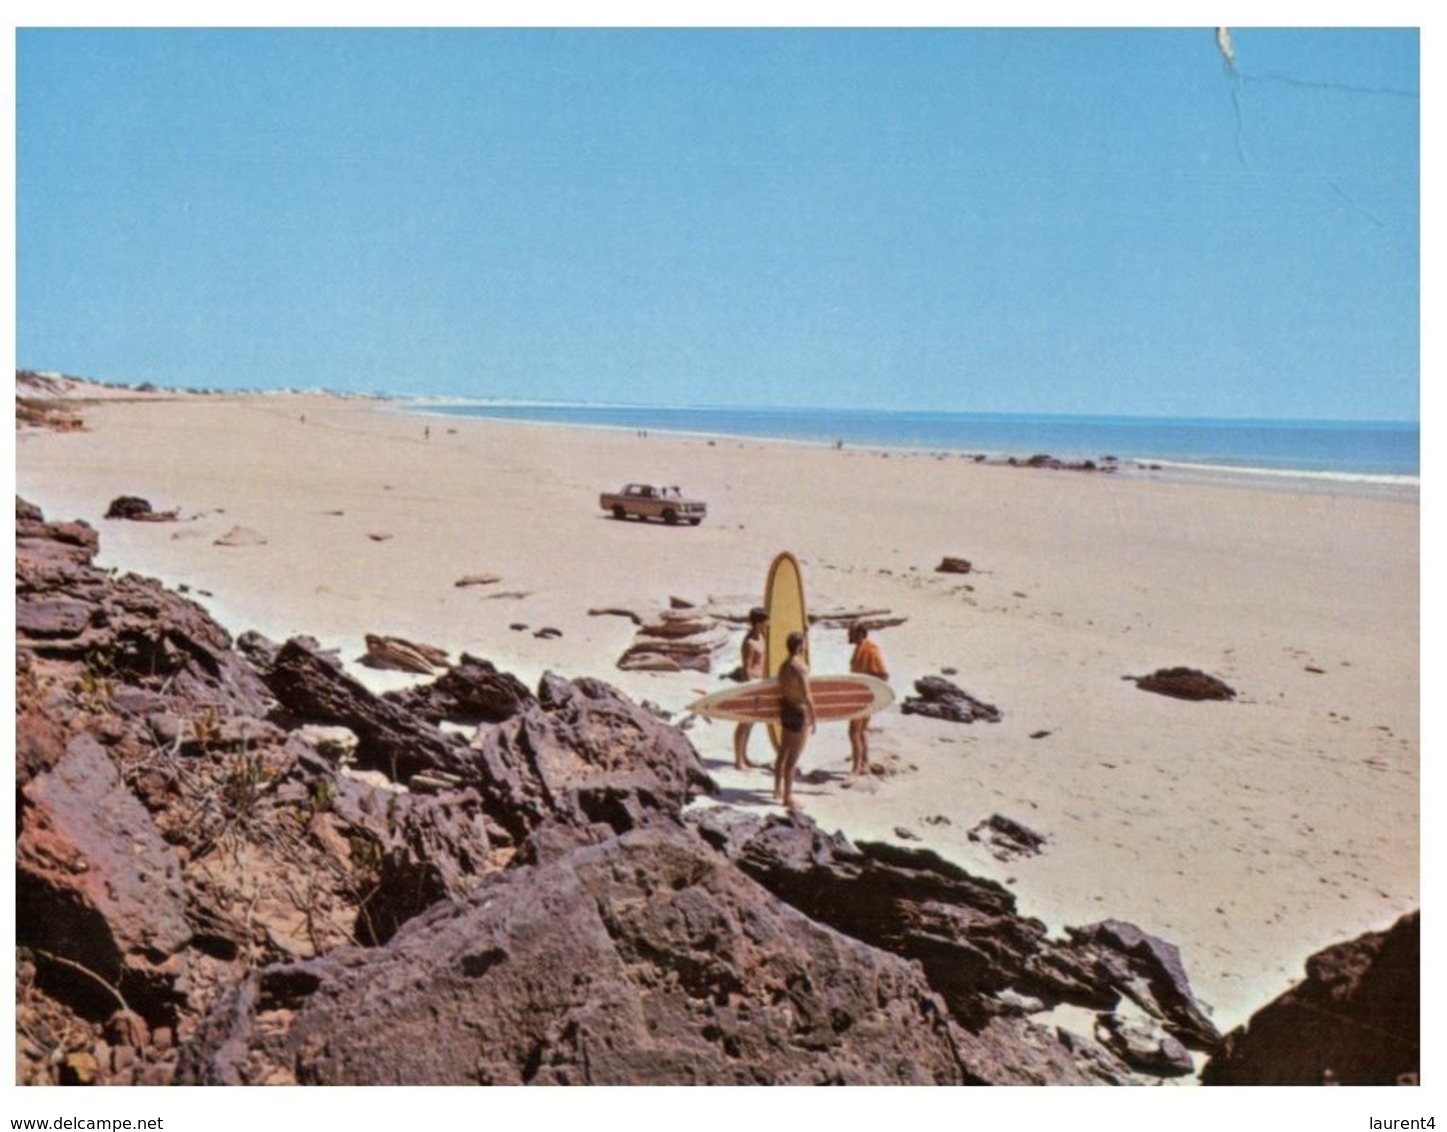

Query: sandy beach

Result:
[14,387,1420,1038]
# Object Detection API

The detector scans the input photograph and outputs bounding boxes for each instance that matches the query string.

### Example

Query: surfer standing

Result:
[733,607,769,770]
[847,624,888,776]
[774,630,816,810]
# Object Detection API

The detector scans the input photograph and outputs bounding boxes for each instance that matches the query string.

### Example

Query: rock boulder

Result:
[1201,912,1418,1085]
[900,675,1002,723]
[383,653,534,724]
[178,824,971,1085]
[1132,667,1237,702]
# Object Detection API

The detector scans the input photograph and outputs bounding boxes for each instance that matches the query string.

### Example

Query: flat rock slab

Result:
[18,735,192,987]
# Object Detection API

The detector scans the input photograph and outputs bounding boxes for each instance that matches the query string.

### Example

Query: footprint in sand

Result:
[213,525,267,547]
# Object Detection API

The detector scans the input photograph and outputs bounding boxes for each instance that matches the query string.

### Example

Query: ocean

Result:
[415,402,1420,485]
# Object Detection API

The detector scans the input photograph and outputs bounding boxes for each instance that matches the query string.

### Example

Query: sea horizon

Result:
[409,399,1421,484]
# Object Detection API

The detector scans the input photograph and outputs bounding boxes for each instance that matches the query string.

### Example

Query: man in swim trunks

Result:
[733,607,768,770]
[774,630,816,810]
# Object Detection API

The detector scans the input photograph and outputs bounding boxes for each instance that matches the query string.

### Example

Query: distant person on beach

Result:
[774,630,816,810]
[847,624,888,776]
[733,608,769,770]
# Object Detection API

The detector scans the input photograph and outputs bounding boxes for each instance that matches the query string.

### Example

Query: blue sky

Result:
[16,27,1420,419]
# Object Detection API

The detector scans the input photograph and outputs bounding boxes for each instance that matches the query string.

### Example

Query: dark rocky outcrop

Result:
[15,503,379,1081]
[688,809,1221,1072]
[1132,667,1237,702]
[1064,920,1221,1050]
[16,497,1251,1087]
[384,653,536,724]
[900,675,1002,723]
[1094,1013,1196,1076]
[104,496,177,521]
[264,638,473,784]
[998,454,1112,473]
[15,503,515,1079]
[1201,912,1419,1085]
[341,783,495,946]
[177,823,973,1085]
[690,809,1101,1025]
[16,502,271,715]
[468,674,717,846]
[17,733,193,1018]
[261,642,715,849]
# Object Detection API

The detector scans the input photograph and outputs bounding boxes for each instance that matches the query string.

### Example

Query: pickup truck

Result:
[600,483,707,525]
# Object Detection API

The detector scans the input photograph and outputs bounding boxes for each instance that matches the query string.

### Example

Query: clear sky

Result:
[16,27,1420,420]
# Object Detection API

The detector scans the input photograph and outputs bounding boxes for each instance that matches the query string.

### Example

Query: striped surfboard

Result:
[687,674,894,725]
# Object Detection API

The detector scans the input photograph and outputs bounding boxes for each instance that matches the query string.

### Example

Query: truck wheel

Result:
[689,518,702,526]
[612,506,625,520]
[663,509,678,525]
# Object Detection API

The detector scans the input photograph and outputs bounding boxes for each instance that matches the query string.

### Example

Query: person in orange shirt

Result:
[847,623,888,776]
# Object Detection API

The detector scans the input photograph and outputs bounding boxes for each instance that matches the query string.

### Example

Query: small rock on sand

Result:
[1132,667,1237,702]
[105,496,178,521]
[969,814,1048,861]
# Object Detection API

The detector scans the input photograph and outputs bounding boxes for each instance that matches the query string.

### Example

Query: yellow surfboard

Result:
[763,551,808,754]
